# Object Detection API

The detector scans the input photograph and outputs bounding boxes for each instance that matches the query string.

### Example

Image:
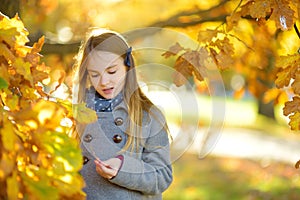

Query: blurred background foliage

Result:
[3,0,297,121]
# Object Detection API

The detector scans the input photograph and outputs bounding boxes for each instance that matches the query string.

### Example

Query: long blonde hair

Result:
[73,28,166,152]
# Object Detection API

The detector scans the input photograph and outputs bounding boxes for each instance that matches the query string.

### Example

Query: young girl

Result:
[73,28,173,200]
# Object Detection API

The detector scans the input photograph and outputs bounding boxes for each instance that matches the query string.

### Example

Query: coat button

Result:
[113,134,122,143]
[114,117,123,126]
[83,134,93,143]
[83,156,89,165]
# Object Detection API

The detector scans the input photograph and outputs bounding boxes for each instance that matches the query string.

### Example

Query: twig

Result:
[294,24,300,39]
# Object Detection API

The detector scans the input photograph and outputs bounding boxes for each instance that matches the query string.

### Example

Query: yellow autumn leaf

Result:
[0,119,17,151]
[289,112,300,131]
[25,36,45,65]
[0,88,19,111]
[276,54,300,69]
[215,50,234,70]
[0,153,15,180]
[276,89,289,105]
[57,99,73,118]
[275,68,291,88]
[0,28,18,48]
[0,13,29,47]
[0,43,16,62]
[20,85,39,100]
[6,171,19,200]
[33,100,65,127]
[263,88,280,103]
[226,11,242,32]
[72,103,97,124]
[31,67,49,84]
[13,58,33,86]
[197,29,219,43]
[0,64,10,84]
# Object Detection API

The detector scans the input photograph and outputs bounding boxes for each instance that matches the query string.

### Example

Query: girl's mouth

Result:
[102,87,114,94]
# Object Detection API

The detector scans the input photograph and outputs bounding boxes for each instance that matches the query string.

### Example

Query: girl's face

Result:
[86,50,127,99]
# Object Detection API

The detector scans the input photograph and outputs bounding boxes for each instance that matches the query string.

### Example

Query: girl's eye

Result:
[90,74,99,78]
[107,70,117,74]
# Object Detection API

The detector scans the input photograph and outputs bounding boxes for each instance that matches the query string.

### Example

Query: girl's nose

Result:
[99,73,109,86]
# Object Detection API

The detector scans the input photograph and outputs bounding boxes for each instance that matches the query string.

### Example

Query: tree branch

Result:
[149,0,228,27]
[28,0,231,55]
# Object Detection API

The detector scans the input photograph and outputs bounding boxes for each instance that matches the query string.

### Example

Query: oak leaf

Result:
[13,58,33,86]
[292,73,300,95]
[197,29,219,44]
[172,52,194,86]
[288,112,300,131]
[161,42,184,58]
[275,67,291,88]
[209,37,234,70]
[31,67,49,83]
[270,0,295,30]
[226,11,242,32]
[241,0,272,19]
[283,96,300,116]
[193,47,209,81]
[25,36,45,65]
[276,54,300,69]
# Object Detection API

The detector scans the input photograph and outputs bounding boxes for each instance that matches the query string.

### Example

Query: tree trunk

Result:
[258,98,275,119]
[0,0,20,18]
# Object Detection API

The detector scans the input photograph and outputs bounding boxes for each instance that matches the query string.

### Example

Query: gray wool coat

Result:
[80,96,173,200]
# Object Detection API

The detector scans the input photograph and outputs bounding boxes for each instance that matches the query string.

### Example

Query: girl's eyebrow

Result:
[87,64,118,73]
[87,69,99,73]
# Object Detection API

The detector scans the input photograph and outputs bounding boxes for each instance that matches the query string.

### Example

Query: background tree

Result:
[12,0,299,121]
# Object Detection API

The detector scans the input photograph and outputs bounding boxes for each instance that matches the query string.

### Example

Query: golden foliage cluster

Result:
[0,13,96,199]
[163,0,300,130]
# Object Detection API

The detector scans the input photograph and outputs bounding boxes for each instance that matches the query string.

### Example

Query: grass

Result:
[163,153,300,200]
[152,93,300,199]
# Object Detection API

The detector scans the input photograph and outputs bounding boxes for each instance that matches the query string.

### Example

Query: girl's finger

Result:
[94,160,117,178]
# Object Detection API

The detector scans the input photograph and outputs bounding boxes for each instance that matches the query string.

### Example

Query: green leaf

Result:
[36,130,83,172]
[0,77,8,89]
[21,170,59,200]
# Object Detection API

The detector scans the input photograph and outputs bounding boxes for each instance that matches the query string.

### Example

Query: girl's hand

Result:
[94,158,122,179]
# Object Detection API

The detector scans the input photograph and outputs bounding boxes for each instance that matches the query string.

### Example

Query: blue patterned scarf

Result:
[93,91,123,112]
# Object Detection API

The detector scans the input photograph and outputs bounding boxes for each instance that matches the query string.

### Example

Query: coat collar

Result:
[86,87,128,112]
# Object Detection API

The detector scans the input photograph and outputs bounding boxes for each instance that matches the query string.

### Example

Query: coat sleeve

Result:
[109,110,173,195]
